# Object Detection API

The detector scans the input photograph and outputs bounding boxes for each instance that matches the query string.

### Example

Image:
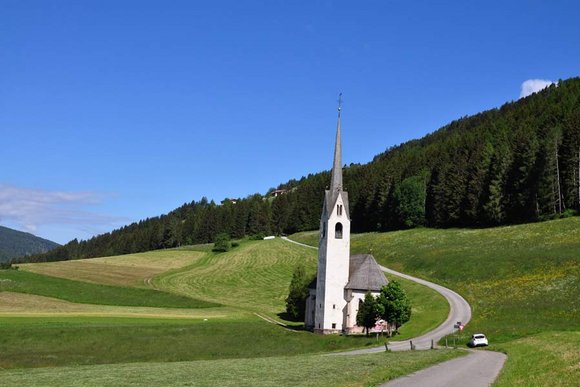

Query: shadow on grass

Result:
[277,312,309,331]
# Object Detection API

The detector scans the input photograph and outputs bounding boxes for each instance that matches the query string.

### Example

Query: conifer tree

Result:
[356,292,380,336]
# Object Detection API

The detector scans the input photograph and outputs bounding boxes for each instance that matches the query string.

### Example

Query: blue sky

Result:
[1,0,579,244]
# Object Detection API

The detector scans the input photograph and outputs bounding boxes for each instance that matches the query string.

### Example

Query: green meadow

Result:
[291,217,580,385]
[0,315,382,369]
[2,218,577,385]
[0,349,464,387]
[0,237,451,386]
[0,270,217,309]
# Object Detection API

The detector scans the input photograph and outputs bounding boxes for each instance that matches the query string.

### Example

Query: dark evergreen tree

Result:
[23,77,580,264]
[284,264,313,321]
[377,280,412,337]
[356,292,380,336]
[392,175,426,228]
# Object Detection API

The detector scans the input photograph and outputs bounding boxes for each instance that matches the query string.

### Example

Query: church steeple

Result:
[330,93,343,193]
[307,93,351,334]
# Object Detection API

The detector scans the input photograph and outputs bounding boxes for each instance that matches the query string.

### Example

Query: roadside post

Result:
[453,321,463,348]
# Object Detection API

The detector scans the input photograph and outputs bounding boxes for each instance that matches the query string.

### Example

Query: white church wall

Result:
[315,193,350,333]
[345,289,381,333]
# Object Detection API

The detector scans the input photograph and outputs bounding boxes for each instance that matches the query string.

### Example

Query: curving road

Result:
[281,235,471,351]
[281,236,506,386]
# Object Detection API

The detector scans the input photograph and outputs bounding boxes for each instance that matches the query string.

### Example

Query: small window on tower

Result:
[332,323,336,329]
[333,304,336,309]
[335,222,343,239]
[337,204,343,216]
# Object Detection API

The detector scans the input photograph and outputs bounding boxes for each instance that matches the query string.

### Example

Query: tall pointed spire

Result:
[330,93,343,192]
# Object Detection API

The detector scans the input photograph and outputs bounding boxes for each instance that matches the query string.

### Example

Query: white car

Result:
[468,333,489,347]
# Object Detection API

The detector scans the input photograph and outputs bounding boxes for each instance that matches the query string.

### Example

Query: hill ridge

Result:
[0,225,60,262]
[26,77,580,263]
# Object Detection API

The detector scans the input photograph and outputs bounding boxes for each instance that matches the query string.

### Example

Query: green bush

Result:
[284,264,314,321]
[0,262,17,270]
[559,209,577,218]
[212,233,231,252]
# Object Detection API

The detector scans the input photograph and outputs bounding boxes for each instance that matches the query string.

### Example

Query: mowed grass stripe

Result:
[19,250,204,288]
[0,292,231,319]
[0,270,218,309]
[155,239,317,316]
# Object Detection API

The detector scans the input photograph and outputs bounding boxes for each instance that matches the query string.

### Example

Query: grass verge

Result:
[493,331,579,386]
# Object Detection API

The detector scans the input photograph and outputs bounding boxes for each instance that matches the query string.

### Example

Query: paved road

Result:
[281,236,317,250]
[281,236,507,385]
[381,350,507,387]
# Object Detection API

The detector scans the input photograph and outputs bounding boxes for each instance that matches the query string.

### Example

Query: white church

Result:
[305,97,388,334]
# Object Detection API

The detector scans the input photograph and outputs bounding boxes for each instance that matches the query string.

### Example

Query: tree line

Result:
[22,77,580,263]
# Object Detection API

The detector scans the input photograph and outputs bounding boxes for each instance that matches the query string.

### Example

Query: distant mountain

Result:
[0,226,60,262]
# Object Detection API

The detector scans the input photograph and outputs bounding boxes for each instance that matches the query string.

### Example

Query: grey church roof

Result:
[308,254,388,291]
[345,254,389,291]
[329,98,343,194]
[324,190,350,219]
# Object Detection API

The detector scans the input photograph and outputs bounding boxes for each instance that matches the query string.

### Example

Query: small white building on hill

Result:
[304,97,388,334]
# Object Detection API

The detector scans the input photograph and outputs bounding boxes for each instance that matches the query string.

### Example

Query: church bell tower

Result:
[313,94,351,334]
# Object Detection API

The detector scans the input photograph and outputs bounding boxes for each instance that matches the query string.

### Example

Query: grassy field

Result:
[0,314,385,369]
[494,331,579,386]
[153,238,449,336]
[0,348,465,387]
[0,269,217,308]
[291,217,580,385]
[0,237,451,385]
[0,292,230,319]
[154,238,318,317]
[19,250,204,287]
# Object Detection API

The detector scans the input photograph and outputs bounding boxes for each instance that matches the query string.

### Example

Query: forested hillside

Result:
[0,226,60,262]
[25,77,580,262]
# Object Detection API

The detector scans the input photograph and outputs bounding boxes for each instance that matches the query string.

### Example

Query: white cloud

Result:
[0,184,123,235]
[519,79,555,99]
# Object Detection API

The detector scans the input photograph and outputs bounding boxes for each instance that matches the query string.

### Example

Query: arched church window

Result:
[335,222,343,239]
